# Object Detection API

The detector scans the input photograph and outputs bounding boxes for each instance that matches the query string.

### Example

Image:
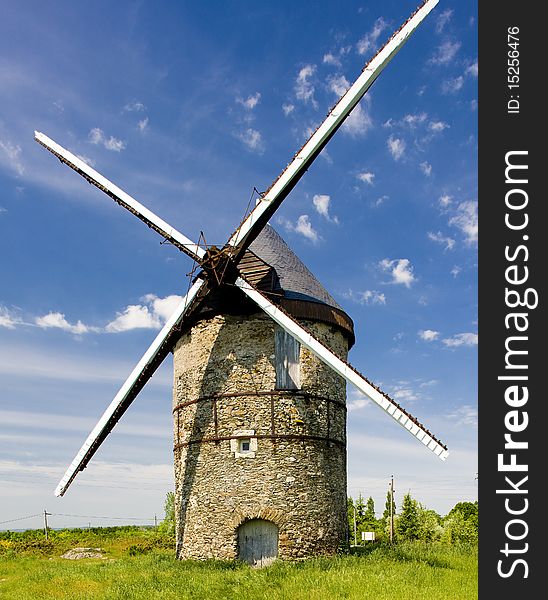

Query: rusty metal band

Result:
[173,390,347,413]
[173,432,345,451]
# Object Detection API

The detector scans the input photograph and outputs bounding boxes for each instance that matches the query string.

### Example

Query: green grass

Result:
[0,531,477,600]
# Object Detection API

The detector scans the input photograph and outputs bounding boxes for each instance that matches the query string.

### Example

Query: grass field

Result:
[0,529,477,600]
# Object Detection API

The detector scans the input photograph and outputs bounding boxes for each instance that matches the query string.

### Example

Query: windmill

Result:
[35,0,447,564]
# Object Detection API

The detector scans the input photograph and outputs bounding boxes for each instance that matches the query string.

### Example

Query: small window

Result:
[275,325,301,390]
[240,439,251,453]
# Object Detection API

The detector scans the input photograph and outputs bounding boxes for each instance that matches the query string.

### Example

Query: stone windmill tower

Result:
[172,225,355,562]
[35,0,447,567]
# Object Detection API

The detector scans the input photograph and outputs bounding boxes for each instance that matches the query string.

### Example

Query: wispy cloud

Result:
[441,75,464,94]
[465,60,478,78]
[402,112,428,128]
[312,194,339,224]
[295,64,317,108]
[356,17,388,56]
[88,128,126,152]
[0,306,22,329]
[343,289,386,306]
[428,231,455,251]
[379,258,415,287]
[446,405,477,427]
[449,200,478,244]
[438,194,453,209]
[435,9,454,34]
[237,92,261,110]
[137,117,149,132]
[387,136,405,160]
[237,128,264,153]
[429,40,461,65]
[429,120,449,133]
[282,103,295,116]
[0,138,25,175]
[123,101,146,112]
[277,214,320,243]
[420,161,432,176]
[442,332,478,347]
[418,329,440,342]
[356,171,375,185]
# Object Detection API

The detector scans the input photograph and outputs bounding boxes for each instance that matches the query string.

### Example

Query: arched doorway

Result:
[237,519,279,567]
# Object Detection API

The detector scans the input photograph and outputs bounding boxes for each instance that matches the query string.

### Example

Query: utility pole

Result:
[154,514,157,529]
[389,476,395,544]
[353,504,357,547]
[43,509,51,540]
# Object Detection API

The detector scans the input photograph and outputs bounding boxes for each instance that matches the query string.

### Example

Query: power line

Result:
[0,513,42,525]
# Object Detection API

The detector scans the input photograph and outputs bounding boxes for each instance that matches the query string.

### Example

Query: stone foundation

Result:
[172,313,349,560]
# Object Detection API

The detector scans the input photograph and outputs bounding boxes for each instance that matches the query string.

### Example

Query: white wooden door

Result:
[238,519,279,567]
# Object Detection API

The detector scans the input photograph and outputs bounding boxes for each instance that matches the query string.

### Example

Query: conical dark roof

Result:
[248,225,342,310]
[188,225,354,344]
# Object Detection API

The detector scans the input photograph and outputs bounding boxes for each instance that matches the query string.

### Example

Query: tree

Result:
[158,491,175,535]
[364,497,376,526]
[397,492,420,541]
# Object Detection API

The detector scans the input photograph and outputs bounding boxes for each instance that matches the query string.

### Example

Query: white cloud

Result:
[282,103,295,116]
[237,92,261,110]
[0,138,24,175]
[277,214,320,243]
[372,195,388,208]
[435,9,454,34]
[379,258,415,287]
[392,386,418,404]
[237,128,264,153]
[123,101,146,112]
[295,64,317,107]
[295,215,319,242]
[0,207,6,214]
[429,40,461,65]
[327,74,350,97]
[442,332,478,347]
[0,306,21,329]
[356,171,375,185]
[387,136,405,160]
[441,76,464,94]
[466,60,478,78]
[356,17,388,56]
[343,102,373,137]
[470,99,478,111]
[446,405,478,427]
[344,289,386,306]
[418,329,440,342]
[428,231,455,251]
[451,265,462,278]
[105,304,161,333]
[137,117,149,132]
[35,312,92,335]
[312,194,338,224]
[420,161,432,177]
[141,294,182,322]
[449,200,478,244]
[429,120,449,133]
[347,390,370,411]
[323,53,341,67]
[402,112,427,128]
[439,194,453,209]
[88,128,126,152]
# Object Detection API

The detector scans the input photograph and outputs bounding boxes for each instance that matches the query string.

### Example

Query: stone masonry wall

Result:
[172,312,349,560]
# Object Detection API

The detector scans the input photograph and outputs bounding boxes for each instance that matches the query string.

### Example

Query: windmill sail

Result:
[235,277,448,460]
[54,278,206,496]
[34,132,204,262]
[226,0,439,258]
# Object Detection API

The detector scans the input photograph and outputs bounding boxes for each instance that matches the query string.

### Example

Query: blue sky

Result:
[0,0,477,528]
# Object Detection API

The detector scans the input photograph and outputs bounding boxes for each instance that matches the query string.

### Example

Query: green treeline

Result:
[347,493,478,545]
